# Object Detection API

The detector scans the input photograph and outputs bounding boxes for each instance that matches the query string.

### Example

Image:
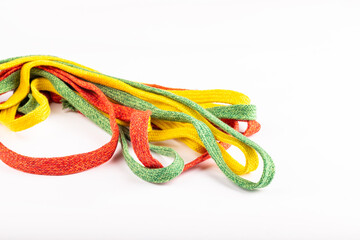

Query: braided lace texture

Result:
[0,55,275,190]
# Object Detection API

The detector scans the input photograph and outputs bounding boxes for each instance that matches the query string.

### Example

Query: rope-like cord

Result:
[0,55,275,190]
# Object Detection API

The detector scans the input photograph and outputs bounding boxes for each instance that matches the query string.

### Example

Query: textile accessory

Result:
[0,56,275,190]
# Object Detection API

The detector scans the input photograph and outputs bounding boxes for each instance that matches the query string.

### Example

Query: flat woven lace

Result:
[0,55,275,190]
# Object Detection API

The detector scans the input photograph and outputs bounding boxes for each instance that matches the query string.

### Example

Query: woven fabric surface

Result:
[0,55,275,190]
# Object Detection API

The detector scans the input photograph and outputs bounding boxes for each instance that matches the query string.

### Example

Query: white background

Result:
[1,0,359,239]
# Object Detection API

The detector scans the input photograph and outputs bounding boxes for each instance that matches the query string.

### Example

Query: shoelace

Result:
[0,55,275,190]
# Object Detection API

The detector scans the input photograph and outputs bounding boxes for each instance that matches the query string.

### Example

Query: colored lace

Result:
[0,55,275,190]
